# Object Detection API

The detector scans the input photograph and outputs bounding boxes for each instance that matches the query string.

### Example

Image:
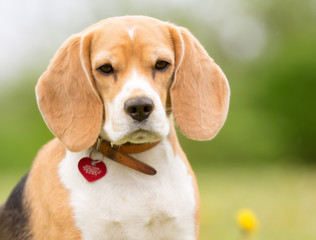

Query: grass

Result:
[1,165,316,239]
[197,165,316,240]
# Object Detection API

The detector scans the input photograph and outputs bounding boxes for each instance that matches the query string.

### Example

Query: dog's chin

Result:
[114,130,163,145]
[100,129,164,146]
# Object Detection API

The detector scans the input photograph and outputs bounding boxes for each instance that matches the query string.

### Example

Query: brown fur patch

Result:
[36,34,103,153]
[25,139,81,239]
[90,17,175,124]
[168,25,230,141]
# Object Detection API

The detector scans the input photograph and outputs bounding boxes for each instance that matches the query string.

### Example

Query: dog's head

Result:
[36,16,230,152]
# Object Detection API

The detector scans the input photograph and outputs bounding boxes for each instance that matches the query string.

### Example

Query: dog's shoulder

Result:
[0,173,31,240]
[0,138,65,240]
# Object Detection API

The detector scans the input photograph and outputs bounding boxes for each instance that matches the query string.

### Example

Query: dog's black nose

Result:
[124,97,154,122]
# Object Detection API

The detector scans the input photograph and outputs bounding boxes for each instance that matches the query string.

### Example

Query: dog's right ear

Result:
[36,32,103,152]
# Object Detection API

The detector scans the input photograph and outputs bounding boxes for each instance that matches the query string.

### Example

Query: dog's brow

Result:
[151,49,174,63]
[93,51,116,67]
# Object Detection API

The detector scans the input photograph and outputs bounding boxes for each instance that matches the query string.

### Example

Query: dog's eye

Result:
[98,64,114,74]
[155,60,169,71]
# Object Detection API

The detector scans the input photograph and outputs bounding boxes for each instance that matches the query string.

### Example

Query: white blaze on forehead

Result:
[127,27,136,40]
[120,70,157,96]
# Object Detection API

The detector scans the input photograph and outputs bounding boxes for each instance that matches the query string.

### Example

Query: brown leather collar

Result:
[93,138,160,175]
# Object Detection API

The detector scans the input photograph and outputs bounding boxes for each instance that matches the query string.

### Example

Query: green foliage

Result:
[0,73,53,170]
[197,166,316,240]
[249,0,316,162]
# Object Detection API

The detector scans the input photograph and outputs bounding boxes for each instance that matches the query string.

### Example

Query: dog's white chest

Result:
[59,139,196,240]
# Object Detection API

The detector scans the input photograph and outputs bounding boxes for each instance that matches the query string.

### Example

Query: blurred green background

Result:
[0,0,315,239]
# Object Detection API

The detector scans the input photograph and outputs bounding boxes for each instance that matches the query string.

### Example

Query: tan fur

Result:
[25,139,81,239]
[36,34,103,152]
[168,25,230,141]
[90,18,175,123]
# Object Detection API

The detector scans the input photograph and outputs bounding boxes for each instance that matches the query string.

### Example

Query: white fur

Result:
[127,27,136,40]
[59,138,196,240]
[101,70,170,145]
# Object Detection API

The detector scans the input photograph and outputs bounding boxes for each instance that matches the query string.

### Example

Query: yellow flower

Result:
[236,209,259,233]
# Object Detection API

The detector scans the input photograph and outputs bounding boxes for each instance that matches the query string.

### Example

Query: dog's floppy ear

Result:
[36,32,103,152]
[168,25,230,140]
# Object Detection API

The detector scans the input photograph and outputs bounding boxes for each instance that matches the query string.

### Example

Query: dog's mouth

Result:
[101,111,170,146]
[113,129,162,145]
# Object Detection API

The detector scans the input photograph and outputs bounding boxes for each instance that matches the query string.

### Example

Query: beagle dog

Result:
[0,16,230,240]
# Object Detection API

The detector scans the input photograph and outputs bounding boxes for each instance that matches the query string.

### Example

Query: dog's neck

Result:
[94,138,160,175]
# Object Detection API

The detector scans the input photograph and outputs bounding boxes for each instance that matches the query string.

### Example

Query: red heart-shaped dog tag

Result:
[78,157,107,182]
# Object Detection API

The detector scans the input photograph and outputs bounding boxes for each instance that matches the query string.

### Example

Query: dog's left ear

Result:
[36,32,103,152]
[168,24,230,140]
